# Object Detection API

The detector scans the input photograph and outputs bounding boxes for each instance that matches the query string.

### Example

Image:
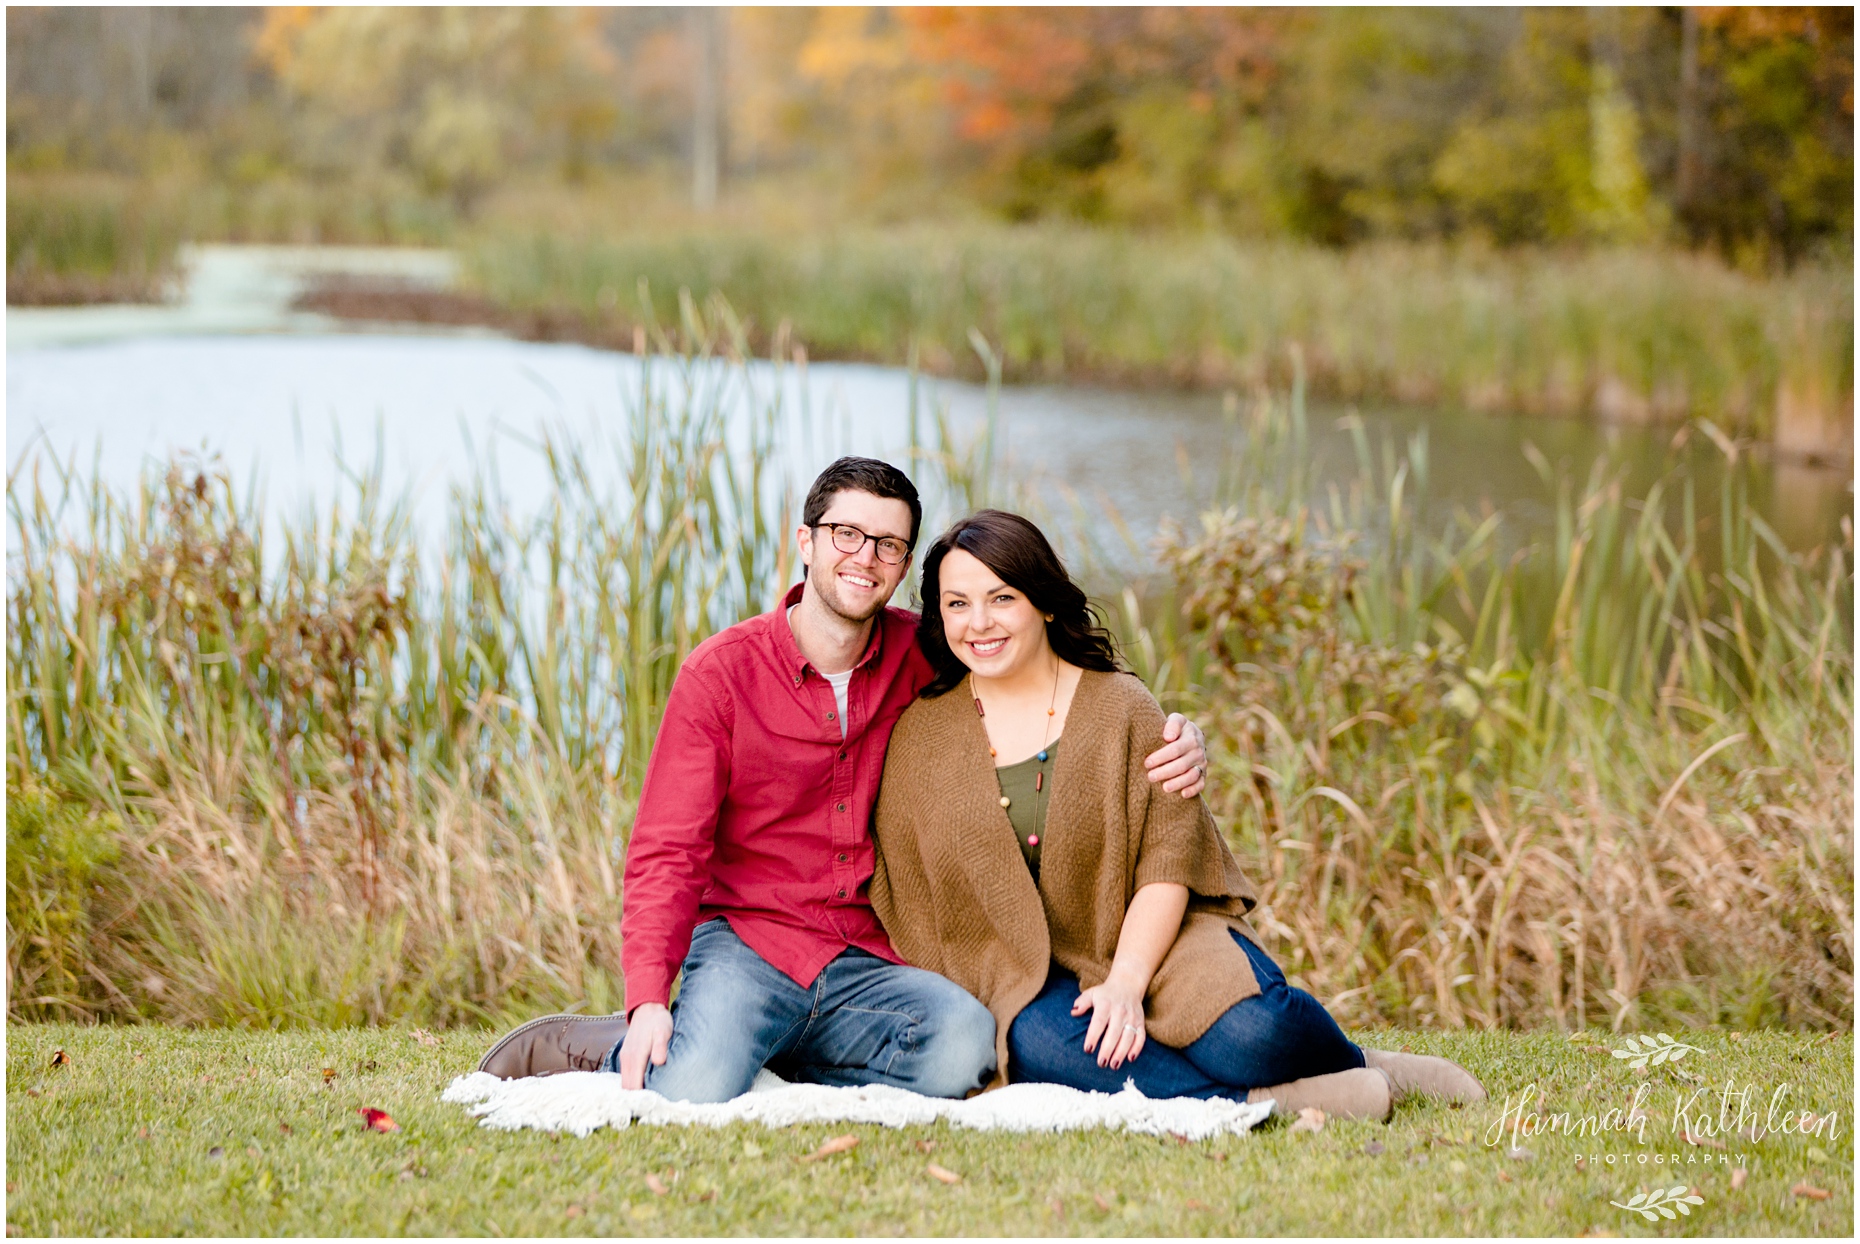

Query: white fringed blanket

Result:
[443,1069,1275,1140]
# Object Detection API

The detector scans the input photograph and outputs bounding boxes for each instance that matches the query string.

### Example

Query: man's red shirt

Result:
[620,582,935,1014]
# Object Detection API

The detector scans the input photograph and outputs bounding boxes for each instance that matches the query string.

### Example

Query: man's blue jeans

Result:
[1006,930,1365,1099]
[609,917,997,1104]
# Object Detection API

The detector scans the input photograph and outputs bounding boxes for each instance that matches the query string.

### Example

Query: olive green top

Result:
[995,738,1061,880]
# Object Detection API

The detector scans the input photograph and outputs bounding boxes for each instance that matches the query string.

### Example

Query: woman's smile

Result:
[967,635,1009,658]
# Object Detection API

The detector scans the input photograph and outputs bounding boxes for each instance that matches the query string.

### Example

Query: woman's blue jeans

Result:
[1006,930,1364,1099]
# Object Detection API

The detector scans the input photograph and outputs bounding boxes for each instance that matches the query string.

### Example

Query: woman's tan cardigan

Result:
[869,669,1264,1091]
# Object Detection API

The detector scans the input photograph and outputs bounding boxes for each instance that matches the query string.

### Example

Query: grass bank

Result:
[4,1023,1851,1236]
[464,225,1853,454]
[5,329,1852,1033]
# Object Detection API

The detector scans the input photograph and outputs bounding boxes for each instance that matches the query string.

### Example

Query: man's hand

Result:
[617,1003,673,1089]
[1144,713,1210,798]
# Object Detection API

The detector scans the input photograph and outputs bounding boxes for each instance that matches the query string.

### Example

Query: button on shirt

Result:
[620,582,935,1015]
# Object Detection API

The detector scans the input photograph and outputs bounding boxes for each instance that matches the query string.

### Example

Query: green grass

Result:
[4,1023,1851,1236]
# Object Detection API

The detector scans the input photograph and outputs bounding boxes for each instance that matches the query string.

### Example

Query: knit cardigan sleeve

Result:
[1120,684,1257,911]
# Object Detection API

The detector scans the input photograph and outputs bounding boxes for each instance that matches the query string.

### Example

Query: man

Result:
[480,457,1210,1100]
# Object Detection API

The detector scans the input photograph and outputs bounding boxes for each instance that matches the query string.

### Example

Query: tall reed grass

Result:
[6,326,1851,1032]
[468,225,1854,455]
[1133,379,1852,1030]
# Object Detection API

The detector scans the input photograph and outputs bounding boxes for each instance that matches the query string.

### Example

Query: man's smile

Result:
[838,570,880,590]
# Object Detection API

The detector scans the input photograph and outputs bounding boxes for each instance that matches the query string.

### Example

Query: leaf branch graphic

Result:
[1610,1032,1705,1068]
[1610,1184,1704,1221]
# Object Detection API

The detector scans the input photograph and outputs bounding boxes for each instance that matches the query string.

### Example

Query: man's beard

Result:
[807,558,890,624]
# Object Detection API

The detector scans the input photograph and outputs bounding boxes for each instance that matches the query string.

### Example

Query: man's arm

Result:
[619,659,733,1017]
[616,660,733,1089]
[1144,712,1210,798]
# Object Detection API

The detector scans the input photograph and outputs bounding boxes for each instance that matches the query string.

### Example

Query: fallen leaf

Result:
[1816,1031,1839,1044]
[198,1075,213,1085]
[132,1054,145,1064]
[1289,1107,1326,1134]
[926,1163,961,1185]
[1047,1197,1065,1219]
[914,1139,935,1154]
[207,1146,224,1160]
[798,1133,859,1162]
[1730,1168,1747,1191]
[1574,1158,1587,1172]
[1682,1129,1726,1150]
[1185,1199,1209,1211]
[277,1123,292,1136]
[1092,1194,1113,1212]
[694,1189,716,1203]
[1363,1141,1385,1157]
[49,1049,69,1068]
[1507,1147,1534,1161]
[1497,1170,1513,1183]
[645,1174,669,1196]
[354,1059,379,1074]
[1169,1131,1189,1145]
[321,1068,337,1086]
[1729,1031,1745,1042]
[410,1028,442,1048]
[3,1185,11,1195]
[135,1127,150,1141]
[1575,1227,1621,1237]
[1791,1181,1831,1201]
[1202,1151,1228,1162]
[564,1206,582,1219]
[359,1107,399,1133]
[23,1090,38,1099]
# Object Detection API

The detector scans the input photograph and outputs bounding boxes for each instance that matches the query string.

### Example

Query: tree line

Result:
[6,6,1851,261]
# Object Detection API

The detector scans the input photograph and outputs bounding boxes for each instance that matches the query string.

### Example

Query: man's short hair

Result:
[802,457,922,548]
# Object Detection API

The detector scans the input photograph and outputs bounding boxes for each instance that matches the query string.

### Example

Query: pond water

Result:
[7,247,1851,590]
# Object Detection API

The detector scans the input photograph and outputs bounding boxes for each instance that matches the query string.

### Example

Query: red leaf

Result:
[645,1173,669,1196]
[49,1049,69,1068]
[1791,1181,1831,1201]
[359,1107,400,1133]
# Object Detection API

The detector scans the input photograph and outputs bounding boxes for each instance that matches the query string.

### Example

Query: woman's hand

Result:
[1072,972,1150,1069]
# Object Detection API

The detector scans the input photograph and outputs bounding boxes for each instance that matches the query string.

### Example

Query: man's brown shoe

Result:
[1246,1067,1393,1122]
[1361,1048,1487,1104]
[477,1014,630,1080]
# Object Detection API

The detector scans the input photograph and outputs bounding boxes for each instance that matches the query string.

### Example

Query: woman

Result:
[869,511,1484,1118]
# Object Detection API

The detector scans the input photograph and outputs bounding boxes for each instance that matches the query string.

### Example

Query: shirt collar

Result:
[777,580,887,677]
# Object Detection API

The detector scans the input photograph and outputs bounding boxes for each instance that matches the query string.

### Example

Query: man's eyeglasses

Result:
[814,523,912,565]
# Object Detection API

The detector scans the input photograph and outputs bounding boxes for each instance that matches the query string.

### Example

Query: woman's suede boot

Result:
[1360,1048,1488,1104]
[1246,1067,1393,1122]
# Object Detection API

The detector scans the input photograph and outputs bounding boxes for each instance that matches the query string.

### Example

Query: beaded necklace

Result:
[971,660,1060,855]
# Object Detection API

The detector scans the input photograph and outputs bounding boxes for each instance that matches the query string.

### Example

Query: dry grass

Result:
[5,331,1851,1034]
